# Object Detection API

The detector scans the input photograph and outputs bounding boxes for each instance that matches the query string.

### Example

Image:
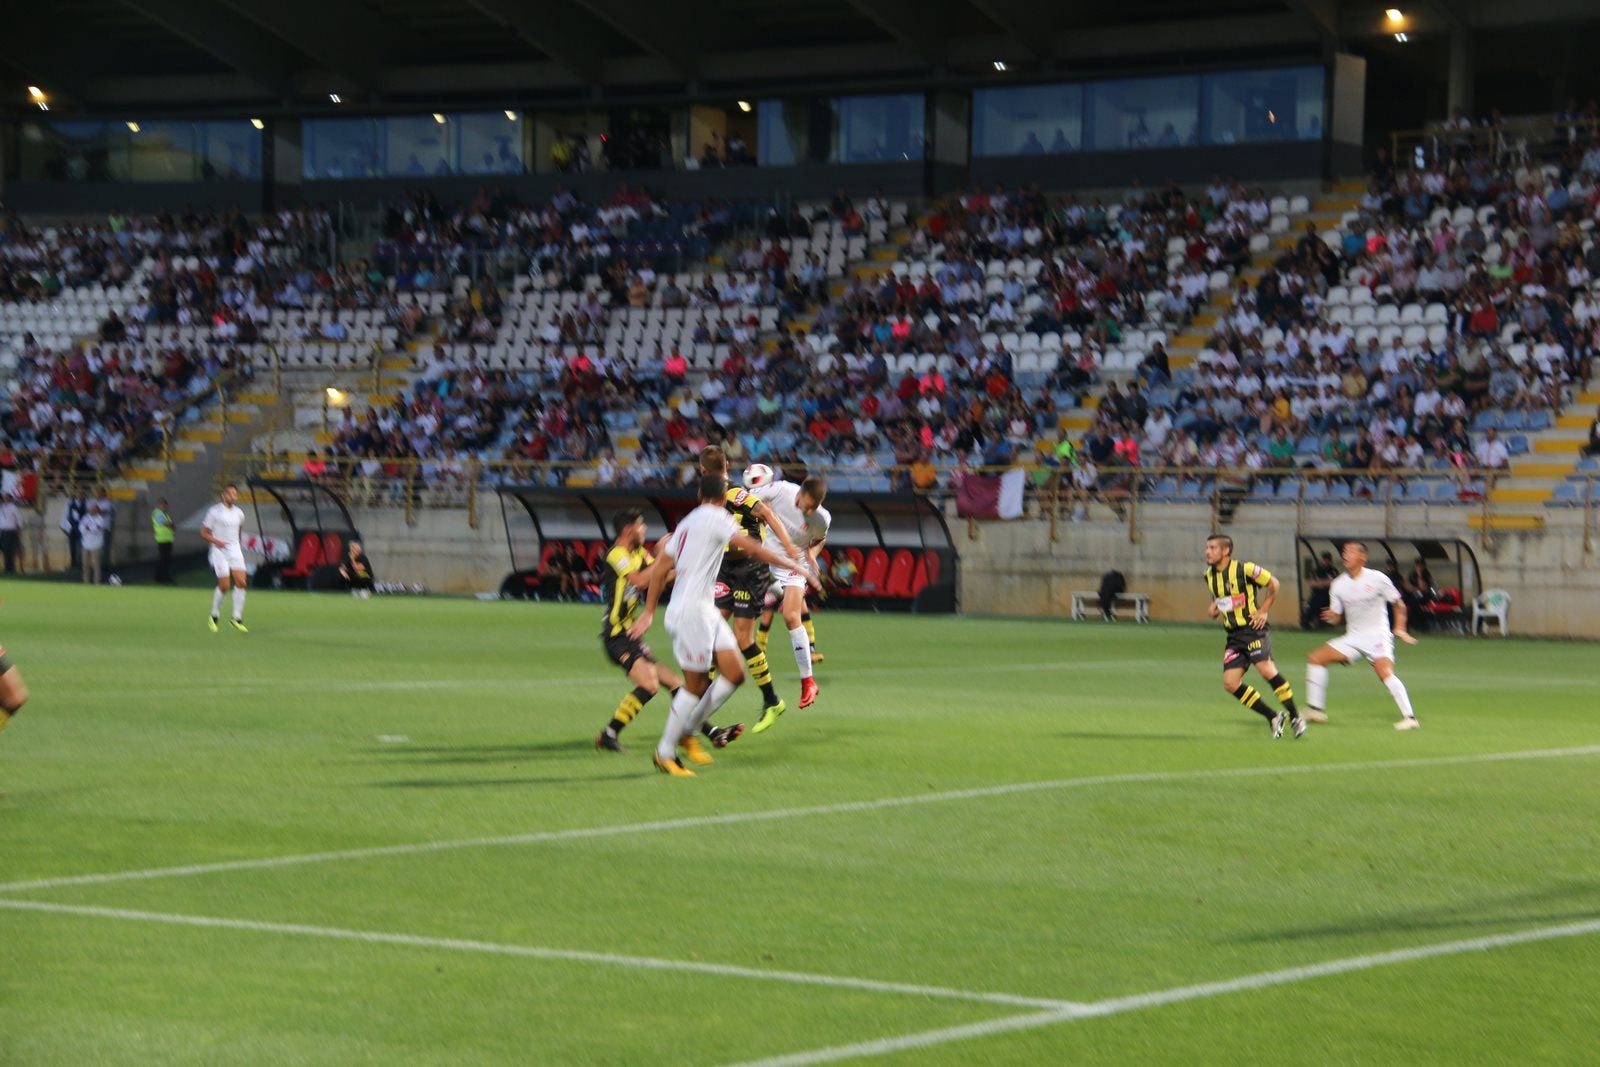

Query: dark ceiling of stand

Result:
[2,0,1595,113]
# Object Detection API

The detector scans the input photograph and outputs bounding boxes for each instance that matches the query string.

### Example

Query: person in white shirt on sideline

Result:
[200,484,250,633]
[1303,540,1420,730]
[78,502,109,584]
[630,473,806,777]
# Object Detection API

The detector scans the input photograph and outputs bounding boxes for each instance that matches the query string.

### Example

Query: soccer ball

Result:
[744,463,774,488]
[107,574,122,586]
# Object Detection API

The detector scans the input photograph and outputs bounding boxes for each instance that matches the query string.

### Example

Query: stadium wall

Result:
[345,506,1598,639]
[954,509,1600,640]
[347,507,512,596]
[969,142,1325,191]
[4,144,1336,215]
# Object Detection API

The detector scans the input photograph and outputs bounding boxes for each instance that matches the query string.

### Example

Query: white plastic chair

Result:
[1471,589,1511,636]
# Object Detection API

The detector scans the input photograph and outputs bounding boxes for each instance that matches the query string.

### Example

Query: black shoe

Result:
[709,722,744,748]
[595,731,625,753]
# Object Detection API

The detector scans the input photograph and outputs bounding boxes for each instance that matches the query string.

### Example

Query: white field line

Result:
[0,899,1082,1012]
[2,745,1596,896]
[725,918,1600,1067]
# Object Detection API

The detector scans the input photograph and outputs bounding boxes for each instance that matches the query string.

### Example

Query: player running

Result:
[0,641,30,740]
[747,466,830,732]
[594,509,693,753]
[630,473,808,777]
[1203,534,1304,739]
[201,484,249,633]
[698,446,800,736]
[1303,540,1421,730]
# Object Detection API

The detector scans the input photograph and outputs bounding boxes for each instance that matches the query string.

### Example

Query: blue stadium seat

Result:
[1508,434,1528,454]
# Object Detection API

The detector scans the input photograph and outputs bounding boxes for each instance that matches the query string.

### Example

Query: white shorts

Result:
[1328,631,1395,665]
[768,565,810,594]
[209,545,247,577]
[666,604,738,673]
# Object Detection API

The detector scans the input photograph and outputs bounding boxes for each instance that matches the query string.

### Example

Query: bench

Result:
[1070,590,1152,623]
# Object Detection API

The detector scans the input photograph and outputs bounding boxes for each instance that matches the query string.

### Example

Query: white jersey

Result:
[661,503,740,619]
[754,481,831,553]
[202,503,246,550]
[1329,568,1400,636]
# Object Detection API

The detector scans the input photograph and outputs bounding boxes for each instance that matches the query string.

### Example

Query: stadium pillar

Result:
[1329,53,1367,177]
[928,90,970,197]
[269,118,303,216]
[1446,26,1474,117]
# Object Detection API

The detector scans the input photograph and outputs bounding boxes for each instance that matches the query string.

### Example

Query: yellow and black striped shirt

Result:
[1205,559,1274,631]
[723,486,764,556]
[599,544,652,638]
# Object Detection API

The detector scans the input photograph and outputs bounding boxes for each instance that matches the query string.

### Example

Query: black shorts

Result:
[602,633,654,672]
[1222,627,1273,669]
[713,556,766,619]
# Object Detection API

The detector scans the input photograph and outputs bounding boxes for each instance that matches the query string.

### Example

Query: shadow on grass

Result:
[1055,732,1209,742]
[362,740,598,763]
[1231,883,1600,944]
[371,771,644,789]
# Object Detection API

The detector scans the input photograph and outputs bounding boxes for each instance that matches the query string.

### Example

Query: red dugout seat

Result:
[883,549,916,598]
[281,532,324,579]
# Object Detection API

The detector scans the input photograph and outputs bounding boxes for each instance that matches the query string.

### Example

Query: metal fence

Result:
[210,454,1600,555]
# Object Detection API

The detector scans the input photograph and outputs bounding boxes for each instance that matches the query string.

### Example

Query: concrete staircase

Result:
[269,351,419,458]
[97,387,290,567]
[1472,389,1600,530]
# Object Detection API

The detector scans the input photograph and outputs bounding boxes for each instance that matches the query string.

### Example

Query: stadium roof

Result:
[3,0,1596,113]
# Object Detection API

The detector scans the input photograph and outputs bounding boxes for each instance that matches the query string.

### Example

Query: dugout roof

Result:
[495,483,953,575]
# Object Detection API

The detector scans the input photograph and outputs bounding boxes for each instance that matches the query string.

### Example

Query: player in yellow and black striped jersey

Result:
[595,509,685,753]
[1203,534,1305,739]
[698,446,800,733]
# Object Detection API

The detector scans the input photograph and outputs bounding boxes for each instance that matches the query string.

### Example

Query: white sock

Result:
[657,687,700,763]
[789,627,813,680]
[232,587,246,621]
[211,589,224,618]
[1306,663,1328,710]
[691,676,740,735]
[1385,674,1415,720]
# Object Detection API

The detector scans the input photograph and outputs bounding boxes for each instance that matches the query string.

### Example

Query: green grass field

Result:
[1,582,1597,1066]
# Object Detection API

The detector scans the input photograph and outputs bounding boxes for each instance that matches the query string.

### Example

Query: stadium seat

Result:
[281,532,325,579]
[908,555,930,597]
[883,549,916,599]
[844,548,867,595]
[858,549,889,597]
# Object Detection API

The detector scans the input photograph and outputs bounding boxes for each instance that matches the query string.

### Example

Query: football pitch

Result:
[2,582,1597,1065]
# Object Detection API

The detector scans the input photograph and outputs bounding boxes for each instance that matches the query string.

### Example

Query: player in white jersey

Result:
[631,474,804,777]
[1304,540,1419,729]
[749,474,830,731]
[200,484,250,634]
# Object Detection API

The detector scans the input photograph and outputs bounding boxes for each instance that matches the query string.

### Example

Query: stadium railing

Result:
[211,452,1578,552]
[1388,114,1594,171]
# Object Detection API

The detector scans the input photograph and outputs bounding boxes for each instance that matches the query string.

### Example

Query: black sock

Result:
[1266,674,1300,719]
[1231,683,1277,721]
